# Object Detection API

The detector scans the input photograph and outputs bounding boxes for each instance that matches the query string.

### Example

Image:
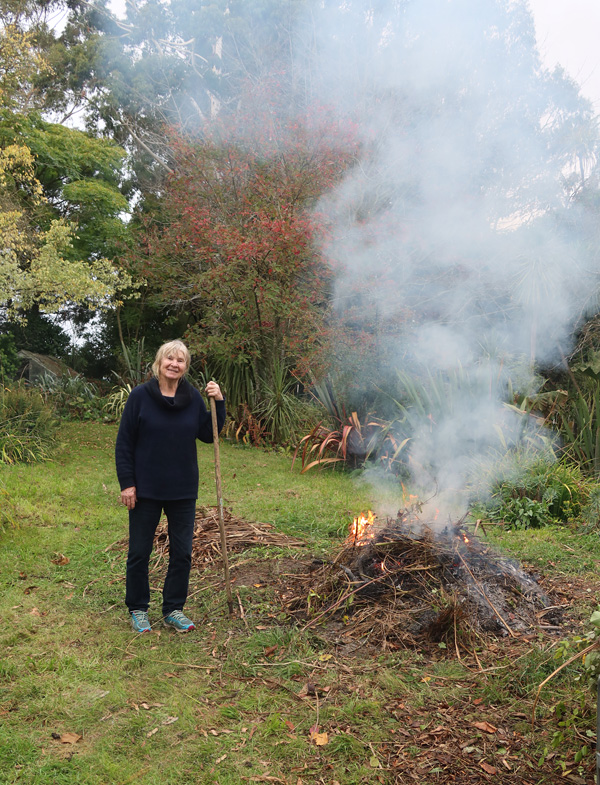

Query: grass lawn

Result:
[1,421,600,784]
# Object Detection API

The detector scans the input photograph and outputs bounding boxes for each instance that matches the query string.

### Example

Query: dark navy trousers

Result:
[125,498,196,616]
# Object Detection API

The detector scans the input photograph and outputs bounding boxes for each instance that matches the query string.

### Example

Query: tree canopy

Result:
[0,7,133,324]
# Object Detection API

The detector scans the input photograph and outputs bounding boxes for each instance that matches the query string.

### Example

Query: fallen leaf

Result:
[369,755,381,768]
[29,608,41,616]
[59,732,82,745]
[52,553,70,566]
[215,754,227,764]
[473,721,497,734]
[311,732,329,746]
[264,645,278,658]
[146,728,158,738]
[285,720,295,731]
[162,716,178,725]
[319,653,332,662]
[480,761,497,775]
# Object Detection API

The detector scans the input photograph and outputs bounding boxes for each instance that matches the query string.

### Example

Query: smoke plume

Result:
[299,0,598,516]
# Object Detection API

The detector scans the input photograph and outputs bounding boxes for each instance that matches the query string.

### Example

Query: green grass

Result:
[1,422,600,784]
[485,523,600,573]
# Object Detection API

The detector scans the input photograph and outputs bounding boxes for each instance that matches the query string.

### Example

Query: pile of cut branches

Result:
[153,505,306,569]
[282,514,563,656]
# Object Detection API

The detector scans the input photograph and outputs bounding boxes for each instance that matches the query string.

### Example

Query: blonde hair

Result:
[152,340,191,379]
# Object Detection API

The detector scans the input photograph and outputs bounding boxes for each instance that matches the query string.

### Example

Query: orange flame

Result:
[349,510,376,544]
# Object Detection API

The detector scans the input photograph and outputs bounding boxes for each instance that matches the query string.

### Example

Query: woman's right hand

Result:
[121,486,137,510]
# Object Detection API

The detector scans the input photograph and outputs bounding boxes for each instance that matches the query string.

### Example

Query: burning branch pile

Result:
[285,508,561,654]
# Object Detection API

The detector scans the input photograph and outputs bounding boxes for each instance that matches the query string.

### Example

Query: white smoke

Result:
[300,0,598,514]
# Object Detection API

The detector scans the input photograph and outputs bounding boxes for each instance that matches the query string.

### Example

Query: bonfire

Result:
[285,504,561,656]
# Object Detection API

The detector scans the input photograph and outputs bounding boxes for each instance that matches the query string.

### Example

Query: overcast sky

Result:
[528,0,600,109]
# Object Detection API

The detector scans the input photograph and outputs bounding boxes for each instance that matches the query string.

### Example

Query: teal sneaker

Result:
[130,610,151,633]
[164,610,195,632]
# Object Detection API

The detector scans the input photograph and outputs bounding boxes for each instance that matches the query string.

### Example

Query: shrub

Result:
[293,375,409,472]
[473,454,591,529]
[0,384,58,464]
[254,362,318,446]
[37,373,105,421]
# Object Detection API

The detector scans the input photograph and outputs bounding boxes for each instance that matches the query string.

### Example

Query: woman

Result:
[115,340,225,633]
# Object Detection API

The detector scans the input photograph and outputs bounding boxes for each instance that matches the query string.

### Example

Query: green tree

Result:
[0,17,133,324]
[0,0,105,121]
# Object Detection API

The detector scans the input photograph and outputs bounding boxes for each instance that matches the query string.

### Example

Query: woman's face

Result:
[159,351,187,383]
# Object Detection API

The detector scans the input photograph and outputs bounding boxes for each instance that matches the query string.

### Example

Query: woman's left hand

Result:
[205,381,224,401]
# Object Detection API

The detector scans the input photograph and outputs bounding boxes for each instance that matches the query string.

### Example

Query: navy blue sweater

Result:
[115,377,226,500]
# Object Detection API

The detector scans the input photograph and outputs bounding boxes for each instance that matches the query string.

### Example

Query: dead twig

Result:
[456,550,516,638]
[236,591,249,630]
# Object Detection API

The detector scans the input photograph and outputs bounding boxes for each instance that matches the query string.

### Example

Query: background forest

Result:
[3,0,600,526]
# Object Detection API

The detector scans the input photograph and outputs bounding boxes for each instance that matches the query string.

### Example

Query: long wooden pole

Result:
[210,396,234,615]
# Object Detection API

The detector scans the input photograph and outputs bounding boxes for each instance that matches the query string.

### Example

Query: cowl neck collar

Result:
[145,376,194,410]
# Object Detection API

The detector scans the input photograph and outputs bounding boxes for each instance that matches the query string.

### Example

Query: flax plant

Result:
[559,384,600,476]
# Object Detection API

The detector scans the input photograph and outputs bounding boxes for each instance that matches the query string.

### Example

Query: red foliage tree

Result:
[128,105,358,404]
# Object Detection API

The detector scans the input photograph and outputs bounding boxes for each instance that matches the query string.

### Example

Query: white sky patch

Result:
[528,0,600,109]
[107,0,127,19]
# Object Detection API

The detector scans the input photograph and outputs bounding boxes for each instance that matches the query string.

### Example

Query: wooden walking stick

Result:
[210,396,234,616]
